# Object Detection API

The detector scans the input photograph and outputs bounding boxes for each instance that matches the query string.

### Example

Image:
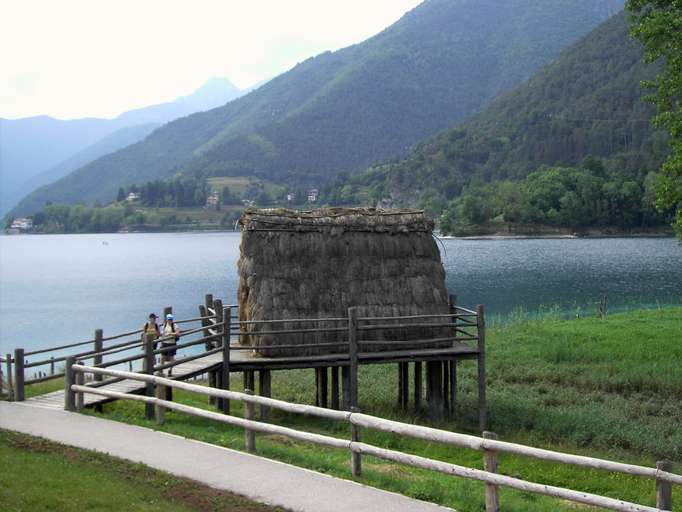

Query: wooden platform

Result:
[26,342,478,410]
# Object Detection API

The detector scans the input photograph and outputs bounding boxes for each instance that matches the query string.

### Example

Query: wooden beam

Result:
[259,370,272,421]
[414,361,422,410]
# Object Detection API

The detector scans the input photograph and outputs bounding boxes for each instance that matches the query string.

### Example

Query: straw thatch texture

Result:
[237,208,453,357]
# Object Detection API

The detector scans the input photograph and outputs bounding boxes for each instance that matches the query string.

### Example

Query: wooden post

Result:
[400,362,409,409]
[155,372,166,425]
[341,366,350,410]
[220,305,231,414]
[397,363,404,407]
[243,370,255,392]
[331,366,340,410]
[143,333,155,420]
[483,431,500,512]
[449,360,458,414]
[14,348,25,402]
[204,294,214,313]
[656,460,673,511]
[442,360,450,413]
[259,370,271,420]
[212,299,224,411]
[477,304,488,431]
[0,358,3,396]
[93,329,103,381]
[414,361,422,410]
[314,367,320,406]
[64,356,76,412]
[49,356,55,376]
[5,354,14,401]
[199,304,211,349]
[318,367,328,408]
[244,388,256,452]
[75,362,84,410]
[204,293,213,350]
[208,371,217,404]
[351,406,362,477]
[427,361,443,420]
[348,307,359,408]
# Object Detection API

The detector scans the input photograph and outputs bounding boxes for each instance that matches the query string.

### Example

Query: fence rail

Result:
[67,364,678,512]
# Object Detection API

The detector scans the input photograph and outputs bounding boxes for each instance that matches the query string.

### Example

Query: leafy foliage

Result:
[439,162,668,234]
[16,0,624,209]
[627,0,682,238]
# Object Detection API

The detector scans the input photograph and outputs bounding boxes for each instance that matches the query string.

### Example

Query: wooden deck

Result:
[26,342,478,410]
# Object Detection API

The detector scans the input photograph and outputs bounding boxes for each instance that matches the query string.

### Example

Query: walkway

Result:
[0,402,453,512]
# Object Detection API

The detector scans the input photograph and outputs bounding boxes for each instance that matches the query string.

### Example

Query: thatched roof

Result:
[237,208,452,356]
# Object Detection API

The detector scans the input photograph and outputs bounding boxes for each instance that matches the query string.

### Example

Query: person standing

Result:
[142,313,160,346]
[161,313,180,375]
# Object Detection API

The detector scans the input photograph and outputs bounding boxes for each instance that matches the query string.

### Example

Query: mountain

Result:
[2,77,242,215]
[16,0,625,212]
[328,10,666,207]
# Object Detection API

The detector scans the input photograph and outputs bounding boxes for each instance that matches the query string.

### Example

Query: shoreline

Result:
[439,233,676,240]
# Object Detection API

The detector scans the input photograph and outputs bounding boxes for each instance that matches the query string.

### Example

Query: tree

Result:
[117,187,126,202]
[627,0,682,238]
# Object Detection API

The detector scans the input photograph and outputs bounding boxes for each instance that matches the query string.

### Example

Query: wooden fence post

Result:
[49,356,55,376]
[477,304,488,431]
[143,333,155,420]
[483,431,500,512]
[243,370,254,392]
[199,304,211,349]
[656,460,673,511]
[244,388,256,452]
[5,353,13,401]
[213,299,224,411]
[351,407,362,477]
[331,366,340,410]
[93,329,103,381]
[64,356,76,411]
[14,348,25,402]
[317,367,328,408]
[348,307,359,408]
[220,305,231,414]
[75,362,84,410]
[155,372,166,425]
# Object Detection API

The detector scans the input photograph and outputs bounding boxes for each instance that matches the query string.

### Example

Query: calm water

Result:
[0,232,680,356]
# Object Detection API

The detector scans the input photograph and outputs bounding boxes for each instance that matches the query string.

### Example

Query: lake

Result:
[0,232,680,356]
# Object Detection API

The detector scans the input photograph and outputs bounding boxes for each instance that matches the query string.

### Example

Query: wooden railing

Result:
[6,294,238,401]
[67,365,679,512]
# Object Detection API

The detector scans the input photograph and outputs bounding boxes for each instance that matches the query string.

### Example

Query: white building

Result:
[126,192,141,202]
[307,189,319,202]
[10,217,33,231]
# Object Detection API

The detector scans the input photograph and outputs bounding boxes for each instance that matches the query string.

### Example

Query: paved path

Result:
[0,402,453,512]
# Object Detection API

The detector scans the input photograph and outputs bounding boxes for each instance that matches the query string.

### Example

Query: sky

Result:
[0,0,422,120]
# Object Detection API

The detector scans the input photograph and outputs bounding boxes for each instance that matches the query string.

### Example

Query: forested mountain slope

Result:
[19,0,624,211]
[328,11,666,207]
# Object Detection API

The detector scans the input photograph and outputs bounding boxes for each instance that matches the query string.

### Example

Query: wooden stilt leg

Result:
[443,361,450,414]
[259,370,271,421]
[449,360,457,415]
[342,366,350,410]
[331,366,339,410]
[414,361,422,410]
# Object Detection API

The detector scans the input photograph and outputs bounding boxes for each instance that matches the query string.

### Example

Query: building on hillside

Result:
[307,189,319,202]
[205,190,220,209]
[9,217,33,232]
[286,193,295,203]
[126,192,141,202]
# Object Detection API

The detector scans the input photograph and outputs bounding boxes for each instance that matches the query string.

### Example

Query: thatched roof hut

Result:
[237,208,452,357]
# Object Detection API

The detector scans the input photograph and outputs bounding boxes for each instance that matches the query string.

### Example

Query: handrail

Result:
[69,365,679,512]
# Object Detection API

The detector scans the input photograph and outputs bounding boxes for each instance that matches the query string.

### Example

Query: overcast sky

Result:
[0,0,422,120]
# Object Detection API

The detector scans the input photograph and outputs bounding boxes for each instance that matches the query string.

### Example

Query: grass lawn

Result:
[0,429,281,512]
[63,307,678,511]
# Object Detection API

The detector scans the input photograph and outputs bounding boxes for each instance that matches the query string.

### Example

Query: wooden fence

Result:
[5,296,238,402]
[67,364,679,512]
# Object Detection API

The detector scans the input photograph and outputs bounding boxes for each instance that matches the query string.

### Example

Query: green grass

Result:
[74,307,681,512]
[207,176,285,197]
[0,429,280,511]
